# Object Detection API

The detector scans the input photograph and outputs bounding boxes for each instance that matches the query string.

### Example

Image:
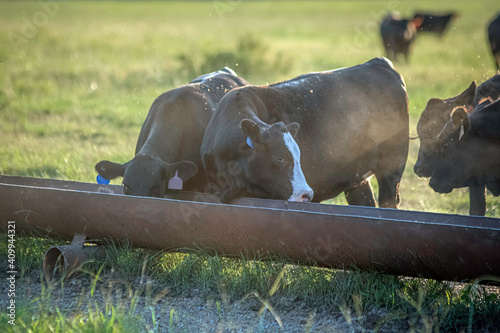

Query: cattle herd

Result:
[96,11,500,216]
[381,11,500,67]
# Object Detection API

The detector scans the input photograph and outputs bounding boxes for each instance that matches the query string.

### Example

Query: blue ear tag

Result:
[246,137,255,149]
[97,175,110,185]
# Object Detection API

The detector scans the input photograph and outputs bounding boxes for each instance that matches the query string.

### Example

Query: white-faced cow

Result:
[95,67,250,197]
[429,99,500,198]
[415,75,500,215]
[380,13,423,62]
[201,58,409,208]
[488,13,500,70]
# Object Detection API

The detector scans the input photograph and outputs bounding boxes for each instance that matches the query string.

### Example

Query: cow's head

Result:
[428,107,472,193]
[219,119,313,202]
[95,155,197,197]
[414,81,476,177]
[430,102,500,193]
[407,14,424,38]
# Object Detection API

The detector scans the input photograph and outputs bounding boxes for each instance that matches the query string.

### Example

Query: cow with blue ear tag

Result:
[241,119,313,203]
[202,112,313,203]
[201,57,409,208]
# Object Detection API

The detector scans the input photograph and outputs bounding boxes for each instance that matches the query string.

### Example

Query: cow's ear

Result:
[240,119,262,145]
[95,160,125,180]
[286,122,300,138]
[454,81,476,106]
[166,160,198,181]
[451,107,470,140]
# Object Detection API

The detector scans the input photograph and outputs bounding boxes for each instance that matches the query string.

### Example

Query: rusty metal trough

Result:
[1,174,499,284]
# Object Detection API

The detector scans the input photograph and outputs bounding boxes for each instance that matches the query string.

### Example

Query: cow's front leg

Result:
[344,181,376,207]
[469,185,486,216]
[375,171,401,209]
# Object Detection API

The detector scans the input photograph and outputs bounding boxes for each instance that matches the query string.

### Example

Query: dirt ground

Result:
[3,265,500,332]
[1,269,415,332]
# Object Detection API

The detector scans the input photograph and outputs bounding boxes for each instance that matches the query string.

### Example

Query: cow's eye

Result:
[273,155,288,168]
[437,141,449,155]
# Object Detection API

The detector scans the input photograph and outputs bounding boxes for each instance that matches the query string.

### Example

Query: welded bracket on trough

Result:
[43,234,101,283]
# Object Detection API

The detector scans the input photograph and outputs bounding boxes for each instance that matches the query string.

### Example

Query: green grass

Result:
[1,237,499,332]
[1,1,500,331]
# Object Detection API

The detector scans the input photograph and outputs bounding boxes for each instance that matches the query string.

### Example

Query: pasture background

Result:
[0,0,499,216]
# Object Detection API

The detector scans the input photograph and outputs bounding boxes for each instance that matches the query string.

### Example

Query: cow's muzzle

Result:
[289,189,314,203]
[429,177,453,194]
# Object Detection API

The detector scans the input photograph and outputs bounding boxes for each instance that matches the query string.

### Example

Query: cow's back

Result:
[272,57,407,150]
[415,13,456,35]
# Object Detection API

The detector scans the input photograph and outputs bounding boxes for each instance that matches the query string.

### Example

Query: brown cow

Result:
[96,68,250,197]
[201,58,409,208]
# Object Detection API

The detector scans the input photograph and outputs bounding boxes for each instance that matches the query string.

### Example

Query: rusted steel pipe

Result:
[43,234,102,283]
[0,175,124,194]
[1,175,499,283]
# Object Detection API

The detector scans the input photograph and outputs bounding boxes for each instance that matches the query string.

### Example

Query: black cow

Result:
[488,13,500,70]
[414,12,458,37]
[414,82,476,179]
[201,58,409,208]
[415,75,500,215]
[95,67,250,197]
[429,99,500,196]
[380,13,423,62]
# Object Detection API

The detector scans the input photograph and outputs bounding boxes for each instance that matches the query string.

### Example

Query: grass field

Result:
[1,1,500,332]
